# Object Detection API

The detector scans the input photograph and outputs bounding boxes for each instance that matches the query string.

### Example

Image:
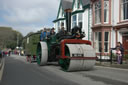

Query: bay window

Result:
[121,0,128,20]
[95,0,101,24]
[72,15,77,28]
[95,32,102,52]
[95,32,109,53]
[104,32,109,52]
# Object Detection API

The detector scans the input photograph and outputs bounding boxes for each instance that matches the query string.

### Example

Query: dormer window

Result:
[121,0,128,21]
[78,0,80,9]
[61,11,64,17]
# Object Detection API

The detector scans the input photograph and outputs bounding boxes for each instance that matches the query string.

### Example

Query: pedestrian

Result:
[112,42,124,64]
[116,47,122,64]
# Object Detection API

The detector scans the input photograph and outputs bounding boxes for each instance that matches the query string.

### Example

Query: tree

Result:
[0,27,23,50]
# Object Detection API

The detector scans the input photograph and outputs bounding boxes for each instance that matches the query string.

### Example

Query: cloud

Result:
[0,0,60,35]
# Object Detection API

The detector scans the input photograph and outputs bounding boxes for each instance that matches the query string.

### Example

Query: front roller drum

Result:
[37,42,48,66]
[59,44,96,71]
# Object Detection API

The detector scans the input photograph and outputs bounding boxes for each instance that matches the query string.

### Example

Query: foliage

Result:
[0,27,23,50]
[124,54,128,60]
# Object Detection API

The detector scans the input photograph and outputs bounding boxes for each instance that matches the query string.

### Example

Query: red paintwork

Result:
[70,57,97,60]
[60,39,94,59]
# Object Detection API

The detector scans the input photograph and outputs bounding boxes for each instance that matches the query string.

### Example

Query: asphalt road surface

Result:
[0,55,128,85]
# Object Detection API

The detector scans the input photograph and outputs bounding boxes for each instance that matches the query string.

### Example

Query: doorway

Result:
[122,36,128,55]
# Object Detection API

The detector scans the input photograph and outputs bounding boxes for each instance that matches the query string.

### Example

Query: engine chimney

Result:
[65,9,72,32]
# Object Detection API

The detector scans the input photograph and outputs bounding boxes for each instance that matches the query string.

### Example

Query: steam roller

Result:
[36,10,96,72]
[36,33,96,71]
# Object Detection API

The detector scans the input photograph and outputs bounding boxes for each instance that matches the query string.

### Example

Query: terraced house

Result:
[54,0,128,57]
[91,0,128,57]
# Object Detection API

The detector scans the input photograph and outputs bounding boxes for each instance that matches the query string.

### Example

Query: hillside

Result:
[0,27,23,50]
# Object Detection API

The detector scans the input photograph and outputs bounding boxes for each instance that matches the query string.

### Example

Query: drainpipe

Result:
[112,0,114,47]
[88,6,90,41]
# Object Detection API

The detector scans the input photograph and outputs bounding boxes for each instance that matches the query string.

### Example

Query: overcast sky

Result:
[0,0,60,36]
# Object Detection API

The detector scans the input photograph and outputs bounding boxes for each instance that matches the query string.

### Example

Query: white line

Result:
[0,58,5,81]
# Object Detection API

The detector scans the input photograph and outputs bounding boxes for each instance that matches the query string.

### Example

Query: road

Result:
[0,55,128,85]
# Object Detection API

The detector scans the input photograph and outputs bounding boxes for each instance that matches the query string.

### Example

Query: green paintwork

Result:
[37,42,41,65]
[72,10,84,15]
[83,4,90,10]
[59,45,70,71]
[53,18,66,23]
[22,33,41,56]
[72,0,83,11]
[44,35,58,57]
[59,58,70,71]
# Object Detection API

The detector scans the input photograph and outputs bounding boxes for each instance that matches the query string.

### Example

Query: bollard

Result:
[110,49,113,64]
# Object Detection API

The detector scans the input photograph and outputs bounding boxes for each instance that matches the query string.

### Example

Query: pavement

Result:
[96,61,128,69]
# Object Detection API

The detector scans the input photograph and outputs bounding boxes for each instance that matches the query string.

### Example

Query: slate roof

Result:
[61,0,73,10]
[81,0,90,6]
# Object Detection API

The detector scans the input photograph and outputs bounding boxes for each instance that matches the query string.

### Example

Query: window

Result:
[95,32,102,52]
[78,13,82,28]
[58,21,60,31]
[61,21,64,27]
[95,0,101,24]
[27,37,29,44]
[78,0,80,9]
[61,8,63,17]
[104,32,109,52]
[72,15,77,28]
[104,0,109,23]
[121,0,128,20]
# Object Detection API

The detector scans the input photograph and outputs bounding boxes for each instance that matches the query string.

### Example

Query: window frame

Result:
[95,32,102,53]
[94,0,102,24]
[78,13,83,28]
[104,32,109,53]
[72,15,77,28]
[121,0,128,21]
[104,0,109,23]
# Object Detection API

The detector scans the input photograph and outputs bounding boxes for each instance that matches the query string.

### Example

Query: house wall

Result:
[83,9,89,40]
[110,0,119,48]
[112,0,119,26]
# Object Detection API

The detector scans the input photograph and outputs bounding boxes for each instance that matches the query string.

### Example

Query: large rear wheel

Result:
[37,42,48,66]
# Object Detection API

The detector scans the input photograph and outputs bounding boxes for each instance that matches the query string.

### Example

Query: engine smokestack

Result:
[65,9,72,32]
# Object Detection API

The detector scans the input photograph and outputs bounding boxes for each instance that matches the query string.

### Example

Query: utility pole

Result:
[17,33,19,47]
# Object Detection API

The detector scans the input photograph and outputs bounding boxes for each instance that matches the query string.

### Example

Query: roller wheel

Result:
[59,58,70,71]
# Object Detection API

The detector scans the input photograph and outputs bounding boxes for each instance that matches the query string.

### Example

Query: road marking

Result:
[0,58,5,81]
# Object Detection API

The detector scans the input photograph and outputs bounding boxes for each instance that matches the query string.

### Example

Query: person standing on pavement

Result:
[116,47,122,64]
[112,42,124,64]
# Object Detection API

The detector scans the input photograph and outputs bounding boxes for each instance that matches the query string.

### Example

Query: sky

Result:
[0,0,60,36]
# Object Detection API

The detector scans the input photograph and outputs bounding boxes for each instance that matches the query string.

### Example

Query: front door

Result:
[122,36,128,55]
